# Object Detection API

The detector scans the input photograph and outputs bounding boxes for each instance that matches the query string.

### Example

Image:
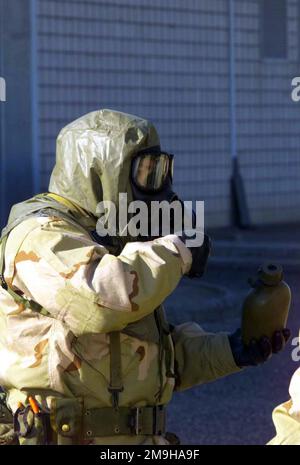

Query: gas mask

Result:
[131,146,177,204]
[130,146,211,278]
[130,146,180,239]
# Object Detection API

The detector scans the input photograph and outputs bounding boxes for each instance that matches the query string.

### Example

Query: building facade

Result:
[0,0,300,228]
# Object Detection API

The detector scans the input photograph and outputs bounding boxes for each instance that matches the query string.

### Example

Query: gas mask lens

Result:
[132,152,173,192]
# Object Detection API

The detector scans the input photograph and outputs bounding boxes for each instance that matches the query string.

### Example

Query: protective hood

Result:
[49,109,160,220]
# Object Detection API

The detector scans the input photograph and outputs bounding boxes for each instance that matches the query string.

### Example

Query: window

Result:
[261,0,287,58]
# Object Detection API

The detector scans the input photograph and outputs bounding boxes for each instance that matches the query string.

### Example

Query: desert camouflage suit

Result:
[268,354,300,445]
[0,110,239,445]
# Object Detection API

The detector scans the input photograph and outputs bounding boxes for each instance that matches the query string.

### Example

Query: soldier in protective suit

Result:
[268,356,300,445]
[0,109,290,445]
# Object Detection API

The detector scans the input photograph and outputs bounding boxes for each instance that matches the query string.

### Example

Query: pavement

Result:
[208,223,300,270]
[163,223,300,444]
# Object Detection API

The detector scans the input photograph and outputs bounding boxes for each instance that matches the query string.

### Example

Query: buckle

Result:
[0,274,8,290]
[128,406,166,436]
[153,405,165,435]
[108,386,124,410]
[129,407,142,435]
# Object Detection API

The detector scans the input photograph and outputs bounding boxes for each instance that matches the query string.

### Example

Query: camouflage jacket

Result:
[0,109,239,444]
[0,198,239,444]
[268,355,300,445]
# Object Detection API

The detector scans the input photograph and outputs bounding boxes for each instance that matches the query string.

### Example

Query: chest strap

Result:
[108,331,124,409]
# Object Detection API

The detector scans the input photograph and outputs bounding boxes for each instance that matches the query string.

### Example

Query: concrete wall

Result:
[1,0,300,228]
[0,0,34,228]
[37,0,232,227]
[235,0,300,224]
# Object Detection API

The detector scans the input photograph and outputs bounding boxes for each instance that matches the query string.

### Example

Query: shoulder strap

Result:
[108,331,123,409]
[1,193,91,241]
